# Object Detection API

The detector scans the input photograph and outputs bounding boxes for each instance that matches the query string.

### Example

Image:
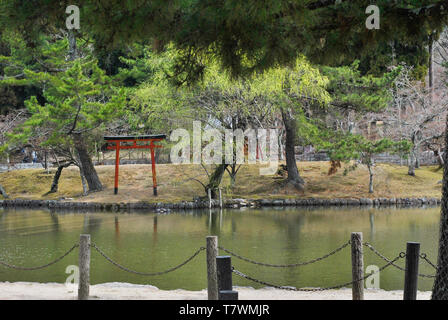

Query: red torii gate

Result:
[104,135,166,196]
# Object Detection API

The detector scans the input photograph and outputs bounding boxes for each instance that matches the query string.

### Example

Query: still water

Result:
[0,206,440,291]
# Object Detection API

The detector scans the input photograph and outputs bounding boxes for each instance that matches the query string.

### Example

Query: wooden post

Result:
[219,188,223,209]
[206,236,219,300]
[78,234,91,300]
[403,242,420,300]
[216,256,238,300]
[351,232,364,300]
[208,188,212,209]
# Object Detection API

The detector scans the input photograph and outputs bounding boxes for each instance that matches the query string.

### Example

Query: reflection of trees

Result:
[153,216,157,245]
[83,214,102,234]
[231,216,236,235]
[369,212,375,242]
[49,211,60,233]
[207,209,221,235]
[203,207,307,239]
[271,212,305,242]
[0,209,6,224]
[237,208,306,242]
[114,216,120,239]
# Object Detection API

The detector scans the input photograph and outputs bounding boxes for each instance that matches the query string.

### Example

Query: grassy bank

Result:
[0,162,443,203]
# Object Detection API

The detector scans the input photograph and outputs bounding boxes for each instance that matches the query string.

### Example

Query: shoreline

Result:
[0,197,442,213]
[0,282,432,300]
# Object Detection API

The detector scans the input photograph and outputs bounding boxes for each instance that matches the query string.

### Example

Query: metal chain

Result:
[91,243,205,276]
[363,242,436,278]
[231,253,405,292]
[420,253,438,270]
[0,244,79,271]
[218,241,351,268]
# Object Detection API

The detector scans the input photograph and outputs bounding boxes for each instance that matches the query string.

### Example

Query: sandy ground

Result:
[0,282,431,300]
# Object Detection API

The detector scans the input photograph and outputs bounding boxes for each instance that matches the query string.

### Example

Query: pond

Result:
[0,206,440,292]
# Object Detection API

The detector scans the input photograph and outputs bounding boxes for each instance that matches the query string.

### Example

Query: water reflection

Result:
[207,209,222,235]
[369,212,375,242]
[153,216,157,245]
[83,215,102,234]
[115,216,120,237]
[50,212,59,233]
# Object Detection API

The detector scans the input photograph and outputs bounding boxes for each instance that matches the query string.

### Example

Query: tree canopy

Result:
[1,0,447,82]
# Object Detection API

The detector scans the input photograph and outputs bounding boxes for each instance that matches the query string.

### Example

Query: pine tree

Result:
[4,53,125,194]
[1,1,446,81]
[325,133,410,193]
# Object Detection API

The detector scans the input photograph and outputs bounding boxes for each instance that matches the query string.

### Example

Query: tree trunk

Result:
[432,114,448,299]
[435,149,444,168]
[48,162,73,194]
[408,151,416,176]
[415,148,420,169]
[0,184,9,198]
[281,109,305,190]
[67,30,78,61]
[79,166,88,196]
[226,163,240,188]
[229,174,236,188]
[279,130,285,160]
[44,150,48,172]
[368,165,374,193]
[73,133,103,193]
[205,164,228,198]
[429,35,434,103]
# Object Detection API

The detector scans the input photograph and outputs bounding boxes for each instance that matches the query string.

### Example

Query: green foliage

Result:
[6,58,125,154]
[291,61,411,168]
[323,132,411,168]
[0,32,98,112]
[357,41,430,80]
[1,0,446,83]
[320,61,399,112]
[125,51,332,132]
[121,46,408,165]
[250,56,331,105]
[116,45,190,134]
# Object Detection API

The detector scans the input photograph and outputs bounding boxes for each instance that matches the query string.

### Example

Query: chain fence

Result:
[363,242,436,278]
[420,253,438,270]
[0,244,79,271]
[0,236,439,296]
[0,240,205,276]
[91,243,205,276]
[218,241,351,268]
[225,240,439,292]
[232,253,405,292]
